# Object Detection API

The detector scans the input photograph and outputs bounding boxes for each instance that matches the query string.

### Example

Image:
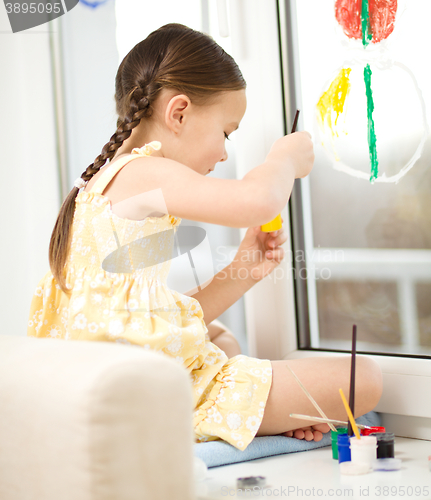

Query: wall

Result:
[0,4,60,336]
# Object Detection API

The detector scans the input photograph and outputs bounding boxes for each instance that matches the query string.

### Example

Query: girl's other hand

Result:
[233,217,288,282]
[267,131,315,179]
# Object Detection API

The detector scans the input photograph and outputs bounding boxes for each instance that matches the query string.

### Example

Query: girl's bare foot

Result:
[282,423,331,442]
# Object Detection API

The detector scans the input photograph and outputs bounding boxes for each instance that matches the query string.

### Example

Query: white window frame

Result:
[230,0,431,440]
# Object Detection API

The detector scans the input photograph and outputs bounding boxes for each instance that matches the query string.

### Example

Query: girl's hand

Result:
[233,218,288,282]
[267,131,315,179]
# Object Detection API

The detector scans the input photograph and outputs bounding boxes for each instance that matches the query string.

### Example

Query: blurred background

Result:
[1,0,430,358]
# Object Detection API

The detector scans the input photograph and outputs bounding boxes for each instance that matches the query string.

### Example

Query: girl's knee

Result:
[211,330,241,358]
[355,356,383,414]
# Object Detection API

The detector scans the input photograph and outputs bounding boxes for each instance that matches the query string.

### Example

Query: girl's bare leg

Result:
[256,356,383,441]
[207,319,241,358]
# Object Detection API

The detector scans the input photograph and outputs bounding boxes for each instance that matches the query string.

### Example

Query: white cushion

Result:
[0,335,195,500]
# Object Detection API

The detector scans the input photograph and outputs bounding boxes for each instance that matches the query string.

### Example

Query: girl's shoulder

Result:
[83,154,162,204]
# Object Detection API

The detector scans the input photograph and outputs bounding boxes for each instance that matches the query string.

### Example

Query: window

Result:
[234,0,431,433]
[286,0,431,358]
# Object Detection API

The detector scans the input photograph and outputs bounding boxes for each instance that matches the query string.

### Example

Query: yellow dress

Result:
[27,142,273,451]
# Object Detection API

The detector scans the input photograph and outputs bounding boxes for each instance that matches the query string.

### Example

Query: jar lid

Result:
[372,458,402,471]
[370,432,395,442]
[337,434,350,445]
[237,476,266,489]
[340,461,371,475]
[331,427,348,437]
[361,426,386,436]
[349,435,377,446]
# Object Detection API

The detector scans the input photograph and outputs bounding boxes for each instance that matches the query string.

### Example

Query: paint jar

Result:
[261,214,282,232]
[340,461,371,475]
[337,434,351,463]
[372,458,401,471]
[349,435,377,469]
[361,426,385,436]
[331,427,348,460]
[371,432,395,459]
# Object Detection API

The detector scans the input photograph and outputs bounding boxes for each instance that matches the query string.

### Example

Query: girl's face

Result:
[160,89,247,175]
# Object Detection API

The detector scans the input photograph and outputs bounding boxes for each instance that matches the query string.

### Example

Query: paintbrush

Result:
[261,110,300,233]
[348,324,357,436]
[286,363,337,432]
[339,388,361,439]
[291,109,300,134]
[289,413,371,430]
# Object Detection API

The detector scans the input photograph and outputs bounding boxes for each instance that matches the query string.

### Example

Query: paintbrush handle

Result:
[285,363,337,432]
[261,110,300,233]
[348,324,357,437]
[339,388,361,439]
[289,413,369,430]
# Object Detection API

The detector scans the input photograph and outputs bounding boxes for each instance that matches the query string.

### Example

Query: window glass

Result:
[292,0,431,356]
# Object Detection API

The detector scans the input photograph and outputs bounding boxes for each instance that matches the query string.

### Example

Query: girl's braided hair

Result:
[49,23,246,293]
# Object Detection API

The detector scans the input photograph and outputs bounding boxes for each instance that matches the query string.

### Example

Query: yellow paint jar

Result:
[261,213,282,232]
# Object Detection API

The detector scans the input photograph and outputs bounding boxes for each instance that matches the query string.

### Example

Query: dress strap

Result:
[88,141,162,195]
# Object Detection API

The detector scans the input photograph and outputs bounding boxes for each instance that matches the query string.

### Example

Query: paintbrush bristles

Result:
[285,363,337,432]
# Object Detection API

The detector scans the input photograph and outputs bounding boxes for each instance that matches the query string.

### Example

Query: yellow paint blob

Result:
[316,68,352,150]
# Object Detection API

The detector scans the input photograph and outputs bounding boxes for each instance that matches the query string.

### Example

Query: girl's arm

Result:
[122,132,314,228]
[189,219,288,327]
[188,259,256,327]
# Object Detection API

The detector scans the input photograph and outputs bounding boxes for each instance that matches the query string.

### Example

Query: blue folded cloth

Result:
[194,411,381,468]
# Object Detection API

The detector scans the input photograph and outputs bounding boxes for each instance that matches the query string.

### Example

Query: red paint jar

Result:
[361,426,385,436]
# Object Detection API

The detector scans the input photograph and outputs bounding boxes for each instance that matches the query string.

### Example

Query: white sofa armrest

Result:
[0,335,196,500]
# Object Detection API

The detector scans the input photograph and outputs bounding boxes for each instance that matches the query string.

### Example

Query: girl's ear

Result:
[165,94,191,134]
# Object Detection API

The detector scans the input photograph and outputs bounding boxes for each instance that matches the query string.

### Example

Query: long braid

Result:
[80,87,151,183]
[49,86,151,294]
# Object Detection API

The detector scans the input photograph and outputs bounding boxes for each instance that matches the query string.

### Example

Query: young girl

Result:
[28,23,382,451]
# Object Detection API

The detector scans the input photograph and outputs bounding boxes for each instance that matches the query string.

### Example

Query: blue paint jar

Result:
[337,433,351,463]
